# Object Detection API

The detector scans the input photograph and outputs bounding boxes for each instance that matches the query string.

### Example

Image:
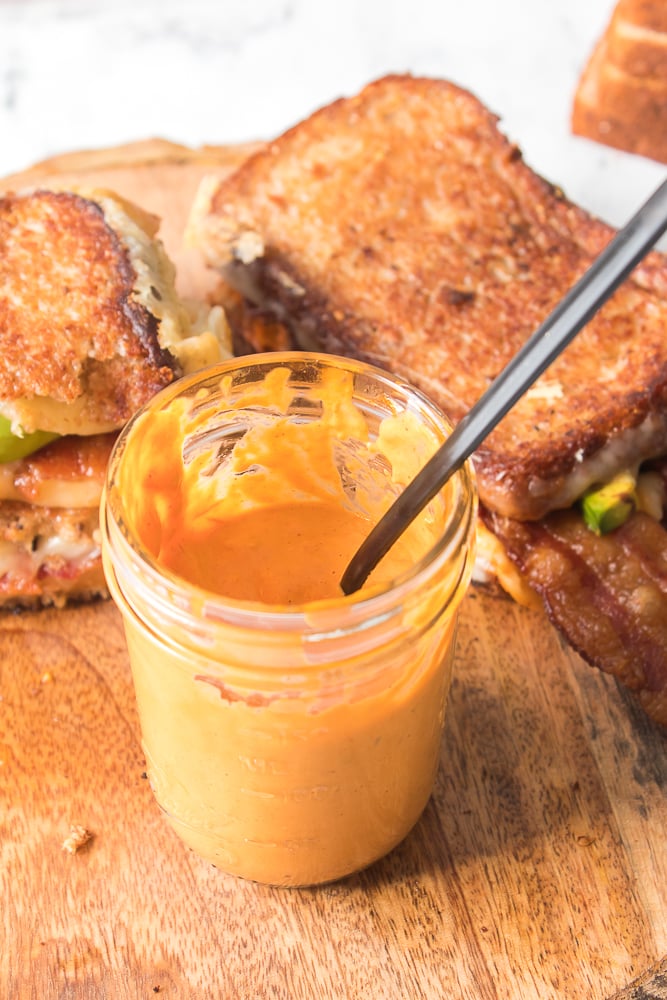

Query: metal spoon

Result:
[341,175,667,595]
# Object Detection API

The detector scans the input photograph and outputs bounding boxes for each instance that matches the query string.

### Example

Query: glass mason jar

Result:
[100,352,477,887]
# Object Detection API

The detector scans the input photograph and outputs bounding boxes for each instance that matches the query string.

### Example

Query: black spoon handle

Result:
[341,176,667,595]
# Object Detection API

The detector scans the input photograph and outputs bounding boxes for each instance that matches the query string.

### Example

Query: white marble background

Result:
[0,0,665,230]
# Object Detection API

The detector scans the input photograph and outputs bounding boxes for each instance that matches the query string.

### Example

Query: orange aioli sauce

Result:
[163,501,376,603]
[107,362,475,885]
[123,366,441,603]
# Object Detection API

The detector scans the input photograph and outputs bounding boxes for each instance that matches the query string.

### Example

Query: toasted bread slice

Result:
[189,74,667,521]
[2,138,262,307]
[572,0,667,164]
[0,188,201,436]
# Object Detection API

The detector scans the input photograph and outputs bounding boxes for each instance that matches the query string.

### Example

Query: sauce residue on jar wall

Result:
[119,365,445,603]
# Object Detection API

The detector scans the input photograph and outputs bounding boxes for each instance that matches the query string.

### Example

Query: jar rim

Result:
[102,351,478,633]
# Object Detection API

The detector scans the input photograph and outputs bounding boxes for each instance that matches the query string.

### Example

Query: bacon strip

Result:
[11,432,117,505]
[481,506,667,726]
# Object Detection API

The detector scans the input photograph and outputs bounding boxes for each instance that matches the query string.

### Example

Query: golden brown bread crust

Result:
[0,189,178,429]
[190,74,667,521]
[2,138,262,307]
[572,0,667,163]
[606,0,667,76]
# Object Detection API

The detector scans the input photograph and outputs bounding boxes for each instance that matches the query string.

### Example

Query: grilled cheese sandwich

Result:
[188,74,667,523]
[0,184,231,608]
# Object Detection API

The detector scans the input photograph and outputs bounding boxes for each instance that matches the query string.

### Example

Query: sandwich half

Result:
[0,185,230,608]
[187,74,667,724]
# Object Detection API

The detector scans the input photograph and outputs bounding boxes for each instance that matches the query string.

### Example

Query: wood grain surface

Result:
[1,141,666,998]
[1,588,665,999]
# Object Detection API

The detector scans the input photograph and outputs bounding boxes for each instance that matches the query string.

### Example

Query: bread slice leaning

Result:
[188,74,667,522]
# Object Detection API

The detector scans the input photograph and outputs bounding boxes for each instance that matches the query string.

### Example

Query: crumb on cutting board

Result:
[62,824,93,854]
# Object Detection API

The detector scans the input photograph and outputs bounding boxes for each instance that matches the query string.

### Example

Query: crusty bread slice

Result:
[2,138,261,307]
[0,188,190,436]
[188,74,667,521]
[572,0,667,163]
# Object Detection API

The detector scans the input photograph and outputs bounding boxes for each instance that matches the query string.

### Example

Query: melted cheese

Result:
[0,534,100,580]
[474,521,542,610]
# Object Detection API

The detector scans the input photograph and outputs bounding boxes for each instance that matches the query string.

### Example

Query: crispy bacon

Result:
[14,432,117,498]
[481,506,667,726]
[645,453,667,521]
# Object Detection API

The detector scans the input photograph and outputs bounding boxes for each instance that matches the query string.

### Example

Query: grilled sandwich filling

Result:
[0,187,232,608]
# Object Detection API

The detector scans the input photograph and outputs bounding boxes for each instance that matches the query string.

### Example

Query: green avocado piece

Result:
[0,415,60,463]
[581,471,637,535]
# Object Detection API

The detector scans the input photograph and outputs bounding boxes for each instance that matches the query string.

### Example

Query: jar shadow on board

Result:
[100,351,477,887]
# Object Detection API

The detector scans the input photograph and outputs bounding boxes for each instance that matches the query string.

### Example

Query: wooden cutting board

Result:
[1,143,666,999]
